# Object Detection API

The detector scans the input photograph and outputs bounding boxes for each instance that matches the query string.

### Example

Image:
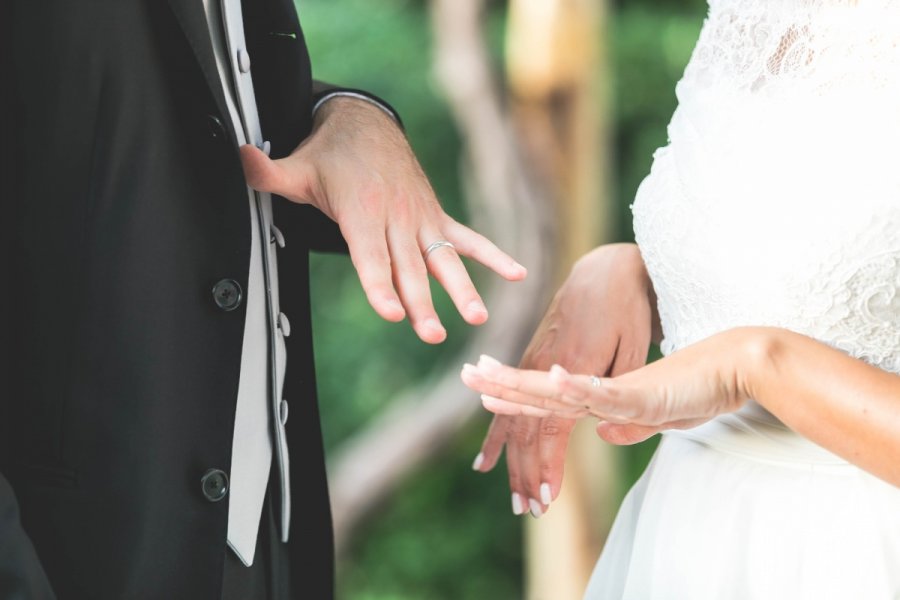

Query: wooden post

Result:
[505,0,618,598]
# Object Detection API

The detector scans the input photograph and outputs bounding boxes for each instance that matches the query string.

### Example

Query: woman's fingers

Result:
[473,414,509,473]
[463,356,643,422]
[594,421,661,445]
[481,394,567,418]
[536,417,575,506]
[461,364,576,416]
[506,417,556,518]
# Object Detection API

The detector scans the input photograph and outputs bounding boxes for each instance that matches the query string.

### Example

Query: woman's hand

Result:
[471,244,657,517]
[463,328,758,446]
[240,97,526,344]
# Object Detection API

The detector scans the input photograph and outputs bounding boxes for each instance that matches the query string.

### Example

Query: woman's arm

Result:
[471,243,657,517]
[745,328,900,486]
[461,327,900,487]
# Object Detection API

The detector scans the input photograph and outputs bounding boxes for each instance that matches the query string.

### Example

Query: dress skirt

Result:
[585,403,900,599]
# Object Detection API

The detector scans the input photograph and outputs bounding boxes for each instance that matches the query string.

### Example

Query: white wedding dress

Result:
[585,1,900,598]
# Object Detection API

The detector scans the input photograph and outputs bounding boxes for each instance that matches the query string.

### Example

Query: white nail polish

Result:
[472,453,484,471]
[462,363,478,375]
[511,493,525,515]
[480,393,502,404]
[540,483,552,505]
[529,498,544,518]
[479,354,503,370]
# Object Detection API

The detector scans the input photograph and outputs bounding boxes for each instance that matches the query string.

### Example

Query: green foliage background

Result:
[300,0,706,597]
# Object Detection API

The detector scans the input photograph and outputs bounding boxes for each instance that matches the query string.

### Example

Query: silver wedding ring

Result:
[423,240,456,260]
[590,376,602,388]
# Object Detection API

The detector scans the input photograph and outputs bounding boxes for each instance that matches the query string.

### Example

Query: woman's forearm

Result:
[742,327,900,486]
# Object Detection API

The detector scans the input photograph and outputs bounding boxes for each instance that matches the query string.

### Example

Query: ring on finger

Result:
[590,376,602,388]
[423,240,456,260]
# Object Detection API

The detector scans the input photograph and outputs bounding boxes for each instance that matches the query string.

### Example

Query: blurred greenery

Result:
[300,0,705,598]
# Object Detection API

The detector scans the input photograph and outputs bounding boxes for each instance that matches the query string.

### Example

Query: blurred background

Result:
[300,0,706,597]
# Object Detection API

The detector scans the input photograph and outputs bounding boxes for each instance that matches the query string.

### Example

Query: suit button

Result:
[201,469,229,502]
[207,114,227,142]
[212,279,242,311]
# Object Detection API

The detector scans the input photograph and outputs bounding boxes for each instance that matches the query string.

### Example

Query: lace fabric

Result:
[633,0,900,374]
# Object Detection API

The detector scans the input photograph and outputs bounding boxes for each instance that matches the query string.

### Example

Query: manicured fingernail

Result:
[511,493,525,515]
[462,363,478,376]
[529,498,544,518]
[472,453,484,471]
[549,364,568,379]
[478,354,503,372]
[480,394,506,411]
[540,483,552,505]
[385,299,404,314]
[511,261,527,275]
[467,300,488,315]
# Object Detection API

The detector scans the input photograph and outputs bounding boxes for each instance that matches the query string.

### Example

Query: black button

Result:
[201,469,229,502]
[207,115,227,142]
[212,279,242,311]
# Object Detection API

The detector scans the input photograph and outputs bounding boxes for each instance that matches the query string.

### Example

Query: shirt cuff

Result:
[311,90,403,129]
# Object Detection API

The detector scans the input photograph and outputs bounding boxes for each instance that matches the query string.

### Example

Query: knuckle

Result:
[512,427,537,448]
[539,422,563,437]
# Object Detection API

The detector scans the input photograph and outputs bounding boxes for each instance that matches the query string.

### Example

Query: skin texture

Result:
[471,244,658,516]
[463,325,900,488]
[239,96,527,344]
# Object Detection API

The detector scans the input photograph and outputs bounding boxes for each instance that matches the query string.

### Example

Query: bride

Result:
[461,0,900,597]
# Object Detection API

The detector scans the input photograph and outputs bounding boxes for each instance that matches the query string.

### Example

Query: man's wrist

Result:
[312,91,402,128]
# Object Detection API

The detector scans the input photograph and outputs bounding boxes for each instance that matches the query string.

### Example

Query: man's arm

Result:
[240,93,526,344]
[279,81,404,255]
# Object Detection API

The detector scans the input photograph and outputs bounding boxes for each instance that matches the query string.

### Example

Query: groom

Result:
[0,0,523,598]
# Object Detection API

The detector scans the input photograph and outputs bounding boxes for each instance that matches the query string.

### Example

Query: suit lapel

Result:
[166,0,231,130]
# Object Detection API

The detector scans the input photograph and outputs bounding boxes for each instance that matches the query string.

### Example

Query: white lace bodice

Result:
[633,0,900,374]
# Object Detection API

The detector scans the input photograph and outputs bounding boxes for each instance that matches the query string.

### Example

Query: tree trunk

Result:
[505,0,618,598]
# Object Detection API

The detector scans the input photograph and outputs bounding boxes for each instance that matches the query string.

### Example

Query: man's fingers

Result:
[443,219,527,281]
[239,144,312,201]
[419,228,489,326]
[387,227,446,344]
[339,217,406,323]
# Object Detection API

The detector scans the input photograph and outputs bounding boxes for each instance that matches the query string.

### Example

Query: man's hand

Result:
[239,97,526,344]
[469,244,658,517]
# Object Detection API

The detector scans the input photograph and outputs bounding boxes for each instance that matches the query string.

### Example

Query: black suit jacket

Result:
[1,0,386,597]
